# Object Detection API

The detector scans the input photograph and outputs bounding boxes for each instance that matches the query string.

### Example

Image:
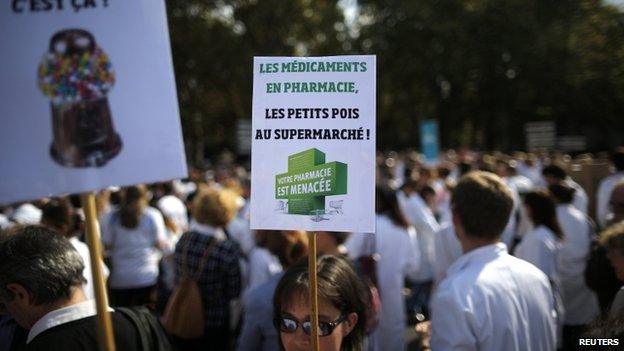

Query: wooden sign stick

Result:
[81,192,116,351]
[308,231,320,351]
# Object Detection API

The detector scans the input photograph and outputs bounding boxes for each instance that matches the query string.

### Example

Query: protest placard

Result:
[0,0,186,205]
[250,55,376,233]
[420,119,440,166]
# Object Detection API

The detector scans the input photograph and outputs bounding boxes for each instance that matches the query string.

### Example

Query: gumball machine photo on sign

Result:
[38,29,122,168]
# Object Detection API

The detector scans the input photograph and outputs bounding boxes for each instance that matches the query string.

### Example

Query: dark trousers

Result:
[110,285,155,307]
[170,327,230,351]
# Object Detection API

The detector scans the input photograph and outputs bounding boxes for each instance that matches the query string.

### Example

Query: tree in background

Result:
[167,0,348,166]
[168,0,624,165]
[356,0,624,151]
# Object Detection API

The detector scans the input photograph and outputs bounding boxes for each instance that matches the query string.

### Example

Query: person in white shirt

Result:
[549,184,600,349]
[596,148,624,229]
[246,230,285,293]
[541,164,588,214]
[432,223,462,285]
[515,190,564,283]
[514,190,565,347]
[40,198,110,302]
[397,180,438,321]
[156,182,189,235]
[397,180,439,283]
[346,186,420,351]
[517,155,543,186]
[427,172,557,351]
[100,185,167,307]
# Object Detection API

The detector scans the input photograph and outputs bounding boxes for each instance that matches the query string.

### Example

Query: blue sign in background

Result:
[420,120,439,165]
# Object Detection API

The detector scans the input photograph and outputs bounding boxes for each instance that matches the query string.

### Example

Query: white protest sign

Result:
[0,0,186,204]
[251,56,376,233]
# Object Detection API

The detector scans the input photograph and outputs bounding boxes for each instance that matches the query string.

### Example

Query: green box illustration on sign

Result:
[275,148,347,215]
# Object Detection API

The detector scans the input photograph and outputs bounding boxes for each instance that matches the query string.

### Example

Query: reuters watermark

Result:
[578,338,620,347]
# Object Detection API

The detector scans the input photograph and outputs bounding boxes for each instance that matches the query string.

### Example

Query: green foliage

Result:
[356,0,624,151]
[168,0,624,163]
[167,0,347,165]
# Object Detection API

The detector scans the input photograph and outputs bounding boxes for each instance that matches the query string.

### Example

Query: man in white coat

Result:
[430,171,557,351]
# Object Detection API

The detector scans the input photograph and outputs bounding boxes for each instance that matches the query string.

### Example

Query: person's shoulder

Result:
[566,205,587,222]
[534,226,558,246]
[499,253,551,284]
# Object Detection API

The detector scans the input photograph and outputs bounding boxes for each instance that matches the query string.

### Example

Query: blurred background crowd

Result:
[2,147,624,350]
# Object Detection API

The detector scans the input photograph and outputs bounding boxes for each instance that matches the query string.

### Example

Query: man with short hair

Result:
[430,171,557,350]
[0,225,142,350]
[542,164,588,214]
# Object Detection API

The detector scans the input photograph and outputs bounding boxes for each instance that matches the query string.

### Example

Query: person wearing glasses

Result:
[272,255,368,351]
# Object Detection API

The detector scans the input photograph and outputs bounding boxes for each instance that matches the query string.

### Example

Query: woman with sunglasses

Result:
[273,255,369,351]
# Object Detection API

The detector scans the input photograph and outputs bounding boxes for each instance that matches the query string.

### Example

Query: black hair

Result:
[548,184,576,204]
[376,185,409,229]
[612,147,624,171]
[541,164,567,180]
[524,190,564,241]
[0,225,85,305]
[41,198,74,237]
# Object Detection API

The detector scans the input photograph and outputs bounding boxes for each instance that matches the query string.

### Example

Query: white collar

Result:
[446,242,507,277]
[27,299,113,343]
[189,220,226,240]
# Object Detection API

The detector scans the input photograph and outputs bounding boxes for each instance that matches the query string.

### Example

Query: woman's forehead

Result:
[282,292,340,318]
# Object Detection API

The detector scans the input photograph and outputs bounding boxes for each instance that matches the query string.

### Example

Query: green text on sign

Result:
[275,148,347,215]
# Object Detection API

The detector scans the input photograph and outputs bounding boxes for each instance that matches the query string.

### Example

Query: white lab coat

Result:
[556,205,600,325]
[596,172,624,228]
[345,214,420,351]
[432,223,462,284]
[567,178,589,215]
[514,225,561,283]
[397,191,439,281]
[514,225,564,345]
[157,194,189,233]
[431,243,557,351]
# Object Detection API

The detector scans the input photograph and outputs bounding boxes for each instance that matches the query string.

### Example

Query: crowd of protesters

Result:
[1,147,624,350]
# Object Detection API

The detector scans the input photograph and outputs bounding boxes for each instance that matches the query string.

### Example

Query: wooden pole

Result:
[307,231,320,351]
[80,192,116,351]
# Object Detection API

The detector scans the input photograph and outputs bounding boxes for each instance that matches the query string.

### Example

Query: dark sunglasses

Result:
[273,315,347,337]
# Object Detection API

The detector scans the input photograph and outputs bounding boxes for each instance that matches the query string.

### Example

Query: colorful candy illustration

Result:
[38,29,122,168]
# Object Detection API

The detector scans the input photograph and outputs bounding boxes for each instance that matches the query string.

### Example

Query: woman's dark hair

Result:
[273,255,369,351]
[375,185,409,229]
[118,185,148,229]
[524,190,564,241]
[548,184,576,204]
